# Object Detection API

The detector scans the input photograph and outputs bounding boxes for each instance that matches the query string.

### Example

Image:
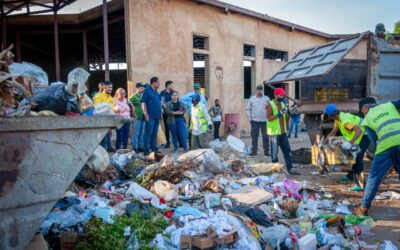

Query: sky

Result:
[220,0,399,34]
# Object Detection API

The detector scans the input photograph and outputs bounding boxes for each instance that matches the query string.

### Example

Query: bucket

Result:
[224,113,241,138]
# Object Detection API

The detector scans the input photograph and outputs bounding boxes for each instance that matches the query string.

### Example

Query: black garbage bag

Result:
[31,83,80,115]
[245,208,273,227]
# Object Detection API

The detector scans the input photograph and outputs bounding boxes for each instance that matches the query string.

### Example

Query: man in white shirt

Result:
[246,84,271,156]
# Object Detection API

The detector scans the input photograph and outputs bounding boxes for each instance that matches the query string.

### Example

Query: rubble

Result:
[39,137,399,250]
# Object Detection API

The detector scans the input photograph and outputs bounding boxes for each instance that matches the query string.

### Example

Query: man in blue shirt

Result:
[141,76,162,155]
[160,80,175,148]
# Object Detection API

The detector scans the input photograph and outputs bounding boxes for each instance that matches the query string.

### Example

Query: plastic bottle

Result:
[298,234,317,250]
[302,190,309,203]
[299,216,313,233]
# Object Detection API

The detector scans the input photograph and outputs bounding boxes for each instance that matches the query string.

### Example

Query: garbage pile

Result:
[40,137,398,250]
[0,45,94,117]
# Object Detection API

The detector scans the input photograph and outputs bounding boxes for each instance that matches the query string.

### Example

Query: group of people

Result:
[323,98,400,216]
[93,77,224,156]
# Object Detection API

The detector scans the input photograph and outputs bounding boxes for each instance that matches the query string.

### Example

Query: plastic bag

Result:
[251,163,283,175]
[93,206,115,224]
[258,224,290,249]
[204,192,221,209]
[174,206,204,218]
[94,103,114,115]
[31,83,80,115]
[126,182,167,209]
[209,139,223,149]
[9,62,48,87]
[283,177,302,198]
[67,67,90,95]
[86,145,110,173]
[152,180,178,201]
[226,215,262,250]
[227,135,246,153]
[178,149,224,173]
[157,125,167,145]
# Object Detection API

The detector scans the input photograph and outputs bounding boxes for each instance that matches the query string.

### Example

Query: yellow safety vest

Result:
[362,102,400,155]
[336,112,364,145]
[190,104,208,133]
[267,101,287,135]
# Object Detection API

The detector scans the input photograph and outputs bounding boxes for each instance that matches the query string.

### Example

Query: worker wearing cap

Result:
[246,84,270,156]
[354,97,400,216]
[189,94,212,149]
[267,88,299,175]
[324,104,370,191]
[181,83,207,148]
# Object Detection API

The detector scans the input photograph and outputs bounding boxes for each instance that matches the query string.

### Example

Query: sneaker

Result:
[353,206,369,216]
[249,152,257,156]
[107,148,115,153]
[264,152,271,157]
[288,169,301,175]
[349,185,364,192]
[162,144,170,149]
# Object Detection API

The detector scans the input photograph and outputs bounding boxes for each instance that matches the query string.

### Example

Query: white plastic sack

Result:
[177,149,223,173]
[86,145,109,173]
[95,103,115,115]
[126,182,167,209]
[227,135,246,153]
[93,206,115,224]
[110,151,137,170]
[226,214,261,250]
[68,67,90,95]
[9,62,49,87]
[258,224,290,249]
[152,180,178,202]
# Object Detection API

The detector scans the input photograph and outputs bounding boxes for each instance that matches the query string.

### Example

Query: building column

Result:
[103,0,110,81]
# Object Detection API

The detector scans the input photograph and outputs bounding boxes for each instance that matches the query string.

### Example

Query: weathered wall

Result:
[125,0,345,133]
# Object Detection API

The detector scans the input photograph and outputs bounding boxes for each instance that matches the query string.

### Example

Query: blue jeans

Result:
[143,118,160,153]
[116,122,130,149]
[270,134,293,171]
[100,130,112,150]
[288,115,300,138]
[131,119,145,150]
[168,117,188,152]
[362,146,400,209]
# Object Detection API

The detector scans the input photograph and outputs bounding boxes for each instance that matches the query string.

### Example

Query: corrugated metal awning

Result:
[267,33,366,84]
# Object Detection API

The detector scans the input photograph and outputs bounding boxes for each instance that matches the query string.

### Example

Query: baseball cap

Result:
[359,97,376,108]
[274,88,285,96]
[324,104,339,116]
[135,82,144,88]
[256,84,264,90]
[194,83,201,89]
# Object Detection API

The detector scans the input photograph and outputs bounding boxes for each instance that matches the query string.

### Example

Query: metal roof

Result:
[0,0,76,16]
[267,33,366,84]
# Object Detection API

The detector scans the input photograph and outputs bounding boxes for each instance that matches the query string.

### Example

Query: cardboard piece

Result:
[180,228,239,250]
[59,232,87,250]
[25,233,47,250]
[227,185,274,206]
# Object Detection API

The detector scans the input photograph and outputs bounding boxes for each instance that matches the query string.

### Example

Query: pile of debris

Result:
[0,45,94,117]
[38,137,399,250]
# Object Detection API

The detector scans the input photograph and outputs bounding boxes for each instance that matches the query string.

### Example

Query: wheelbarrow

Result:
[0,116,124,250]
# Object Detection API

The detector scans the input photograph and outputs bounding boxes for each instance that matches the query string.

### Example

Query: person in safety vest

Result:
[324,104,370,191]
[189,94,212,150]
[266,88,300,175]
[354,97,400,216]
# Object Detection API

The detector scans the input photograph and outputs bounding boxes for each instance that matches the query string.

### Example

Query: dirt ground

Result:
[245,132,400,247]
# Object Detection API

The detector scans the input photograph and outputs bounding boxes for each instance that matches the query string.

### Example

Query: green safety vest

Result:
[362,102,400,155]
[190,104,208,133]
[267,101,287,135]
[336,112,364,145]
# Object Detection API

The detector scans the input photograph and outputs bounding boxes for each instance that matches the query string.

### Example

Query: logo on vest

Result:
[373,112,389,123]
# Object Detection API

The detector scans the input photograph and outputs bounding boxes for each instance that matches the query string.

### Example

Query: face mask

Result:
[277,97,284,102]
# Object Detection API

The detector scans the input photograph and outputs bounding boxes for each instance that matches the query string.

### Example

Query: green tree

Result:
[394,20,400,34]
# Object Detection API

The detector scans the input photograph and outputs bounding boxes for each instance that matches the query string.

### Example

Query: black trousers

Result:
[213,121,221,139]
[162,113,170,146]
[250,121,269,155]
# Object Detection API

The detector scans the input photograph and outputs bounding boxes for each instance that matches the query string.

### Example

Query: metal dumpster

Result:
[0,116,124,250]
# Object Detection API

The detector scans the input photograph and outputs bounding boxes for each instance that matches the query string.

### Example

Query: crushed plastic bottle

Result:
[346,219,375,238]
